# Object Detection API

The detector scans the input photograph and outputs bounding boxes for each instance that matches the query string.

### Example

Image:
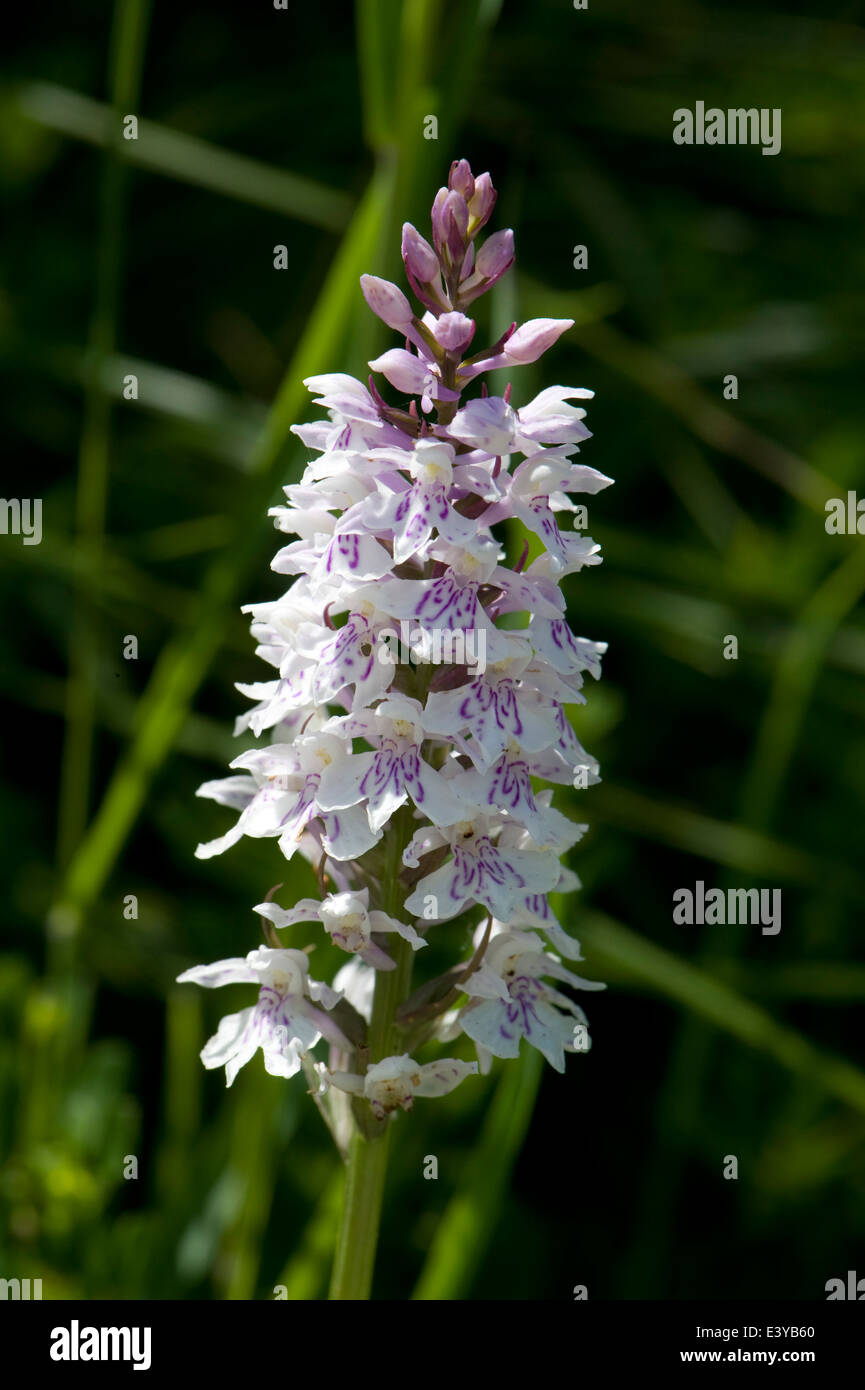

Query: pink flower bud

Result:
[434,312,475,353]
[433,189,470,266]
[448,158,475,201]
[443,191,469,259]
[468,172,496,231]
[401,223,440,284]
[503,317,574,365]
[476,228,515,282]
[360,275,415,331]
[430,187,450,260]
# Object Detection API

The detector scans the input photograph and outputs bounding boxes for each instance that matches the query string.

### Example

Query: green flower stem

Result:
[329,810,414,1299]
[328,952,413,1301]
[328,1120,393,1301]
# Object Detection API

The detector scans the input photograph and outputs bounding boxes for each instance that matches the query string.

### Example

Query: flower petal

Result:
[414,1058,479,1098]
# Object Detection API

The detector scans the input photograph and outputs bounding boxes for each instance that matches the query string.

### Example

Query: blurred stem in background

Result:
[56,0,152,885]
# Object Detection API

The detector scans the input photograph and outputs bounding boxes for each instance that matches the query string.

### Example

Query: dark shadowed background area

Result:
[2,0,864,1300]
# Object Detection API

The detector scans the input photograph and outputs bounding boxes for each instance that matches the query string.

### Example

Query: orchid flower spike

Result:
[180,159,611,1127]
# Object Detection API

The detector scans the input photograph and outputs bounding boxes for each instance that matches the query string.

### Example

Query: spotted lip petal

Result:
[423,673,559,771]
[403,829,560,922]
[453,752,583,849]
[364,476,476,565]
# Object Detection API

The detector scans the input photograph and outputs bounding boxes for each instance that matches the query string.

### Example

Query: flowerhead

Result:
[181,158,610,1117]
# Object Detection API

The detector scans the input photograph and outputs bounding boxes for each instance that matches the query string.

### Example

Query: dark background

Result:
[1,0,864,1300]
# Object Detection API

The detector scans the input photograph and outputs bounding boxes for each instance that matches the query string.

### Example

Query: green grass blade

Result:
[742,543,865,829]
[56,0,152,872]
[276,1171,344,1300]
[355,0,398,151]
[412,1051,543,1300]
[219,1070,289,1300]
[586,784,861,893]
[16,81,353,231]
[577,912,865,1116]
[0,332,266,464]
[567,319,837,510]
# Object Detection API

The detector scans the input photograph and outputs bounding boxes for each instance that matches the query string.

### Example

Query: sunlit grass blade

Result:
[716,961,865,1002]
[156,989,203,1206]
[355,0,399,151]
[218,1069,292,1300]
[276,1171,344,1300]
[585,783,863,895]
[15,81,353,231]
[437,0,505,131]
[412,1053,542,1300]
[0,333,266,465]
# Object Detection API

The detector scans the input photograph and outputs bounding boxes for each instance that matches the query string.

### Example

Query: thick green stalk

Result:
[327,1105,393,1301]
[329,811,413,1299]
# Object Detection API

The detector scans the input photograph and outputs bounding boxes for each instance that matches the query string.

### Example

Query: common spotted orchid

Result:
[178,159,612,1299]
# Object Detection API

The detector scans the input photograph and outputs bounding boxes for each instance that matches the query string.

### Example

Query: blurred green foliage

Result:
[1,0,864,1300]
